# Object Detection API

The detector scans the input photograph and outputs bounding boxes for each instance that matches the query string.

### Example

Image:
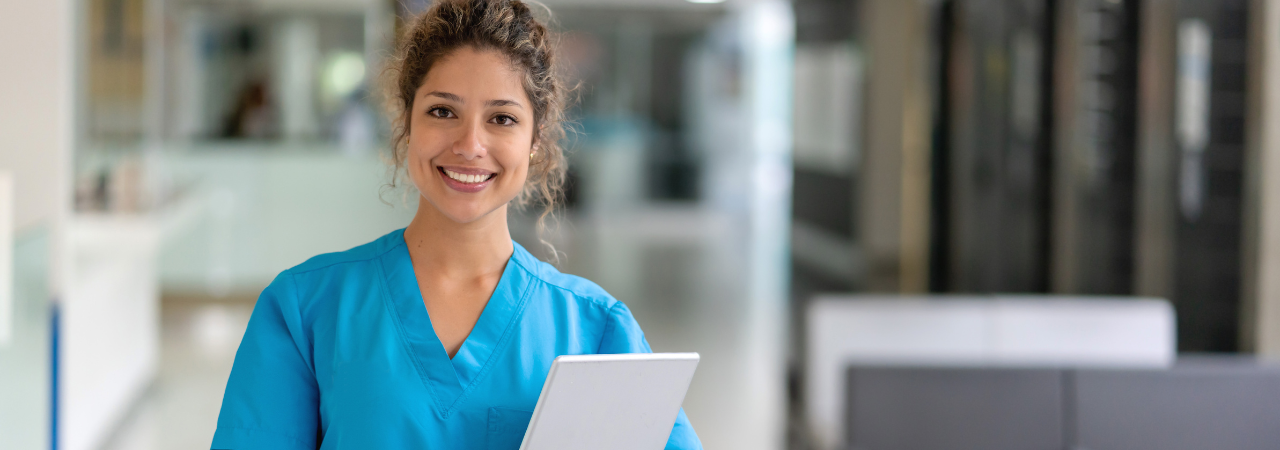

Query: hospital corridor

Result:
[6,0,1280,449]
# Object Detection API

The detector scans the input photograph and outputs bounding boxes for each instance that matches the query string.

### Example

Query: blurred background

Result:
[4,0,1280,449]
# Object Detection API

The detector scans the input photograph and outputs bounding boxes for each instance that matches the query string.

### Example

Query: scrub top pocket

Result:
[486,407,534,450]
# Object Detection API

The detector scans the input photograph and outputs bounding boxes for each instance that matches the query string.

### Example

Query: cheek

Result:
[499,142,533,184]
[403,136,436,188]
[506,165,530,191]
[406,126,444,164]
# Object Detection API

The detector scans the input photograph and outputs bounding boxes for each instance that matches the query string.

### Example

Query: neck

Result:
[403,201,514,279]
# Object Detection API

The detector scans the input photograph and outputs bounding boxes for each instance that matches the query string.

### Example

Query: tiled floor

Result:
[101,205,787,450]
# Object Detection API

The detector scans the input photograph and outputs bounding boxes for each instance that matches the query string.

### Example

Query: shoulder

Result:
[287,229,402,275]
[508,241,620,313]
[508,243,649,352]
[260,229,404,311]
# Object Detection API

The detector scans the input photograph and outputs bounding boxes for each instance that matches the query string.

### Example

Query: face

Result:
[406,46,535,225]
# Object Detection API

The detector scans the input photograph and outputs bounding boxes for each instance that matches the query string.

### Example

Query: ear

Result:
[533,123,546,145]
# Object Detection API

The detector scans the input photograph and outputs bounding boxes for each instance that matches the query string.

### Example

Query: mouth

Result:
[437,166,497,193]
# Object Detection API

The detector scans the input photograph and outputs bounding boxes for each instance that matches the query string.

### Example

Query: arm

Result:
[211,272,320,450]
[598,302,704,450]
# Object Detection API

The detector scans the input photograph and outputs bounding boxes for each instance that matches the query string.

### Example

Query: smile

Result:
[441,168,496,184]
[437,166,497,194]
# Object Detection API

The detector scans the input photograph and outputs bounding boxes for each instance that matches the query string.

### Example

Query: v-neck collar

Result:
[376,228,537,418]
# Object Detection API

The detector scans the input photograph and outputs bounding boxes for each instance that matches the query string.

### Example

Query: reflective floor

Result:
[101,204,786,450]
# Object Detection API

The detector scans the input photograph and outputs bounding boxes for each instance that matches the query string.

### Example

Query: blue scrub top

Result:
[212,229,702,450]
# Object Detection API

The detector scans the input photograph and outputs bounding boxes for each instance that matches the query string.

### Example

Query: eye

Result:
[428,107,455,119]
[491,114,518,126]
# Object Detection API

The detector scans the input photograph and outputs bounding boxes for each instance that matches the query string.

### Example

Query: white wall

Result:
[0,2,74,450]
[0,0,74,233]
[0,0,74,351]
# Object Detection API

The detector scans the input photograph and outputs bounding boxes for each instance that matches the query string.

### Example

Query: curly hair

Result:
[383,0,568,231]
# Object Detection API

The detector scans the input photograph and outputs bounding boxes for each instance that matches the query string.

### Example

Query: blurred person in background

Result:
[221,79,276,139]
[209,1,701,449]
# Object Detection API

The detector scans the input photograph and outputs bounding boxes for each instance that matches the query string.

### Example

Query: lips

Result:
[437,166,496,193]
[442,168,495,183]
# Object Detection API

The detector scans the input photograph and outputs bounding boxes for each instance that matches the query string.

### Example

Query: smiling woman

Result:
[386,0,569,227]
[208,1,702,449]
[406,47,537,221]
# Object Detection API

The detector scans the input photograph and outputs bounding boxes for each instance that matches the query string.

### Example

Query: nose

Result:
[452,118,487,160]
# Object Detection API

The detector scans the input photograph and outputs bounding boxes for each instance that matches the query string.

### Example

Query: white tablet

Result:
[519,352,700,450]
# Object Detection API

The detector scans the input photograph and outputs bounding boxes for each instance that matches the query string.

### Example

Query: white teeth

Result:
[444,169,490,184]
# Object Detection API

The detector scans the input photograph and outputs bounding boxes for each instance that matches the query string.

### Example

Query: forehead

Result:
[417,47,528,101]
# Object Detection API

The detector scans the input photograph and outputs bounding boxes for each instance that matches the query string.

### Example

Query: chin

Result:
[413,179,516,225]
[436,201,502,225]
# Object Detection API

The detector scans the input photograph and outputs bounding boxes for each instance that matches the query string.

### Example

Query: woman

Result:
[210,1,702,448]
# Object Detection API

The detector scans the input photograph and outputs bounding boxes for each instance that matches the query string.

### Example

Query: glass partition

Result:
[0,229,53,450]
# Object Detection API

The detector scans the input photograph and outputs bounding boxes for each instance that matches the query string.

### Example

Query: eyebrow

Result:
[424,91,462,102]
[486,99,523,109]
[424,91,523,109]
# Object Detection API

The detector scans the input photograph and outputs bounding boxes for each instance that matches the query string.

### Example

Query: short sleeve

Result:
[211,272,320,450]
[597,302,705,450]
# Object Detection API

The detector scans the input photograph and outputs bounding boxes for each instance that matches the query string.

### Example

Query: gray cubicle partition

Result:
[1074,361,1280,450]
[845,368,1064,450]
[844,360,1280,450]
